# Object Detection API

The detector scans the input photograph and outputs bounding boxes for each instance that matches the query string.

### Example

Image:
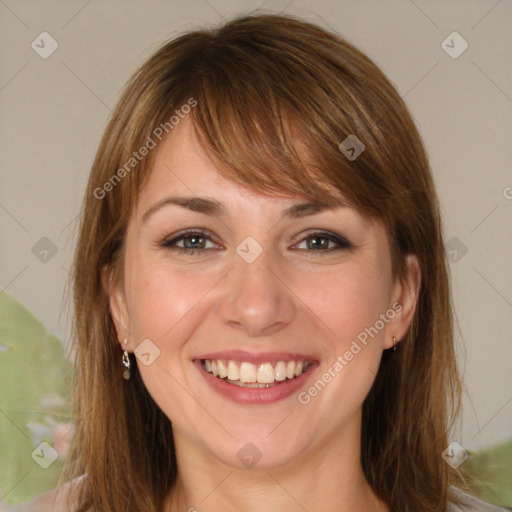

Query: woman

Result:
[15,12,508,512]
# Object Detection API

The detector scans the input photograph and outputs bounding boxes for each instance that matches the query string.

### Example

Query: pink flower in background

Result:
[53,422,75,460]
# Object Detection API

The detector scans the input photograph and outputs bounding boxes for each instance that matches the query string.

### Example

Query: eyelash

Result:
[159,229,352,256]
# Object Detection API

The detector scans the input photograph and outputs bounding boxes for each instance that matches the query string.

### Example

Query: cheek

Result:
[293,259,392,348]
[126,259,210,343]
[123,260,216,423]
[292,261,392,429]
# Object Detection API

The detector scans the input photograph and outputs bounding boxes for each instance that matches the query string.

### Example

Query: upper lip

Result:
[194,350,318,365]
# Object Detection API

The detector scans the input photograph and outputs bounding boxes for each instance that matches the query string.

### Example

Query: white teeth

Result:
[227,361,239,380]
[286,361,296,379]
[257,363,275,384]
[274,361,287,382]
[239,362,257,383]
[202,359,311,385]
[217,360,228,378]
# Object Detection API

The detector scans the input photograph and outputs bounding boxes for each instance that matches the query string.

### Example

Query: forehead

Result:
[135,116,348,218]
[140,116,259,204]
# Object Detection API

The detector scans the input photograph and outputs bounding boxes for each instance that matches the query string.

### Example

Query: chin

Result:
[198,425,313,471]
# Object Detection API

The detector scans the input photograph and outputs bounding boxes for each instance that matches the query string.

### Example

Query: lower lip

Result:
[193,360,318,405]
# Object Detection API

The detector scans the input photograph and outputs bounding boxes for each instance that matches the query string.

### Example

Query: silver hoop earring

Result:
[122,339,131,380]
[392,336,397,351]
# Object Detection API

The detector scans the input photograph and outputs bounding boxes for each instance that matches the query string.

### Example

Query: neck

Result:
[164,414,388,512]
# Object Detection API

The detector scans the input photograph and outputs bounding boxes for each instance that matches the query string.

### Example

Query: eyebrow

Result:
[141,195,348,224]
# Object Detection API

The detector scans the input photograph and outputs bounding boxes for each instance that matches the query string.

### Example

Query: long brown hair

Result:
[63,12,467,511]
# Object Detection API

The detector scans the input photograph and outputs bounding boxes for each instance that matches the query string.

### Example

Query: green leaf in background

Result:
[466,439,512,508]
[0,291,73,507]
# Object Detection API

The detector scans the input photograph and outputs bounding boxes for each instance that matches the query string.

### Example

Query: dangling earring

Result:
[392,336,397,351]
[122,339,131,380]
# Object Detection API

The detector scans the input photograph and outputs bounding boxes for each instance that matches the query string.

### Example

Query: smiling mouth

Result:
[201,359,313,388]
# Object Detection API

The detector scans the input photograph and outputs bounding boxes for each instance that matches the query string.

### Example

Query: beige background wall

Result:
[1,0,511,453]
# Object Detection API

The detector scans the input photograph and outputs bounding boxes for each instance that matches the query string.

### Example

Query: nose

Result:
[218,244,296,338]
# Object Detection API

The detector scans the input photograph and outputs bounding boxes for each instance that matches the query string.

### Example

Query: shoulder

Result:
[449,487,510,512]
[12,475,88,512]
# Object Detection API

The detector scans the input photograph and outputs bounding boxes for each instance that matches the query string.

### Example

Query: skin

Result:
[107,116,421,512]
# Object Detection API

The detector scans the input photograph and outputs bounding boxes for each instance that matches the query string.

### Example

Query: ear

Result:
[101,265,131,350]
[383,254,421,349]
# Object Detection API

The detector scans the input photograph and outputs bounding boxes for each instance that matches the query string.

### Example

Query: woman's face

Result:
[108,116,419,470]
